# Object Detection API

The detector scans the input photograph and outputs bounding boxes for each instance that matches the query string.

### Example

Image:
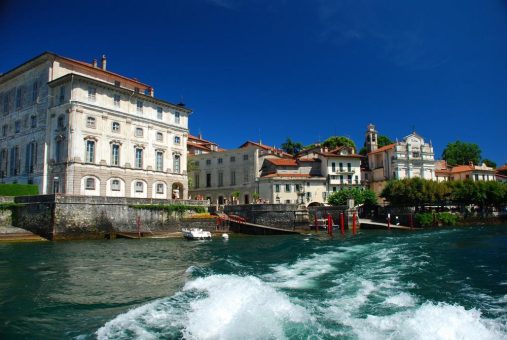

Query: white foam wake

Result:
[97,274,317,340]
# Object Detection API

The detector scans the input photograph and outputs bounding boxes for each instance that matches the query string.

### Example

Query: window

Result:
[9,146,19,176]
[206,159,211,165]
[175,111,180,124]
[111,179,121,191]
[244,169,249,183]
[355,175,359,184]
[474,174,479,181]
[57,115,65,129]
[86,116,96,128]
[285,184,291,192]
[85,140,95,163]
[114,80,120,87]
[25,142,37,173]
[55,140,62,162]
[135,148,143,168]
[16,88,22,109]
[59,86,65,104]
[333,186,337,192]
[30,116,37,128]
[157,107,163,120]
[194,174,200,188]
[347,163,351,172]
[156,183,164,194]
[339,162,343,172]
[348,175,352,184]
[218,171,223,187]
[3,93,8,114]
[85,178,95,190]
[243,154,249,161]
[135,127,143,137]
[135,181,144,192]
[174,136,181,144]
[114,94,120,107]
[15,121,20,133]
[156,132,163,142]
[340,175,343,184]
[32,82,39,103]
[230,171,236,185]
[412,152,420,158]
[112,122,120,132]
[295,184,300,192]
[218,158,223,164]
[2,124,7,137]
[136,100,143,113]
[206,173,211,187]
[230,156,236,162]
[174,154,181,173]
[332,162,336,172]
[156,151,164,171]
[111,144,120,166]
[275,184,280,193]
[134,87,140,93]
[88,87,96,101]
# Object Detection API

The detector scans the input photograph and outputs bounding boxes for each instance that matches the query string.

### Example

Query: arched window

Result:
[85,177,95,190]
[111,179,121,191]
[135,181,144,192]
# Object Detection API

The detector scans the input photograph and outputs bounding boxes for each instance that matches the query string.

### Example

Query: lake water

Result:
[1,226,506,339]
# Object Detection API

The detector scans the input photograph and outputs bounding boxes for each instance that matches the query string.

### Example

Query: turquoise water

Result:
[1,226,507,339]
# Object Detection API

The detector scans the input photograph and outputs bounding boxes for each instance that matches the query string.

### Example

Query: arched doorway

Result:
[172,182,184,199]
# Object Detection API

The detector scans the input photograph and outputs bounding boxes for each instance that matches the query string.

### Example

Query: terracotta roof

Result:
[450,165,474,173]
[435,169,451,175]
[367,144,396,155]
[261,173,322,179]
[497,165,507,172]
[298,157,319,162]
[265,158,298,166]
[188,134,217,145]
[57,54,152,89]
[318,152,364,159]
[239,141,292,157]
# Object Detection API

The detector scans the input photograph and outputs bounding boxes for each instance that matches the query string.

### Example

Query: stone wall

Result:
[224,204,309,229]
[309,205,354,228]
[13,194,209,240]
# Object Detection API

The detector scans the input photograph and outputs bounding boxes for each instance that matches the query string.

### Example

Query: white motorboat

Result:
[181,228,212,240]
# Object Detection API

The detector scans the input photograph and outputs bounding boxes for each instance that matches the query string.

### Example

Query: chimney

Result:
[92,59,98,68]
[149,87,154,97]
[258,139,262,145]
[198,133,203,140]
[101,54,107,70]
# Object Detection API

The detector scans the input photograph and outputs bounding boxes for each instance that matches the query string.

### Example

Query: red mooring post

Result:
[136,216,141,238]
[327,214,333,236]
[352,212,357,235]
[340,212,345,235]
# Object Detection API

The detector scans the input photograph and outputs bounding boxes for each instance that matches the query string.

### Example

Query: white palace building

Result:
[0,52,191,198]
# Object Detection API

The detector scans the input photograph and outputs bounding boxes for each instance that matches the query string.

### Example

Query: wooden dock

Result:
[229,220,300,235]
[359,218,421,230]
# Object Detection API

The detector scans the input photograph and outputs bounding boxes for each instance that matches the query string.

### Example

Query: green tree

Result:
[322,136,356,150]
[281,137,303,155]
[482,159,497,169]
[328,188,377,206]
[442,141,482,166]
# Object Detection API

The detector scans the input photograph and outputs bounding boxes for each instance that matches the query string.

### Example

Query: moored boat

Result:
[181,228,212,240]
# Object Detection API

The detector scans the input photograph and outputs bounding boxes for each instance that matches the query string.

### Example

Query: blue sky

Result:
[1,0,506,164]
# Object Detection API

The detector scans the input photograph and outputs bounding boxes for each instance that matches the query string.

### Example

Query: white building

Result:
[365,124,436,194]
[435,160,496,182]
[0,52,191,198]
[189,141,292,204]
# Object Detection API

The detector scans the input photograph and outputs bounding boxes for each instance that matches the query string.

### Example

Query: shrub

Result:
[0,184,39,196]
[437,212,458,226]
[415,213,434,227]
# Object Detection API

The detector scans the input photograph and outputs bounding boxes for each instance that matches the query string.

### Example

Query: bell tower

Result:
[365,123,378,152]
